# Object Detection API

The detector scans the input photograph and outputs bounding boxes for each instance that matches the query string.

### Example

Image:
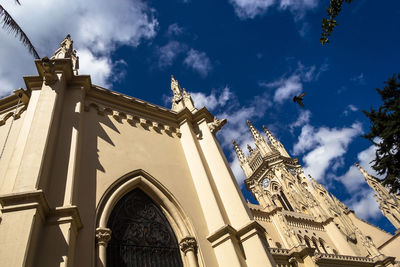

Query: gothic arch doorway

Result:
[95,170,199,267]
[107,188,183,266]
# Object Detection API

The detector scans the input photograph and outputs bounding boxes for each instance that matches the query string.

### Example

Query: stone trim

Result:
[47,206,83,234]
[179,236,198,255]
[0,190,50,221]
[237,221,266,240]
[0,190,83,231]
[206,224,238,245]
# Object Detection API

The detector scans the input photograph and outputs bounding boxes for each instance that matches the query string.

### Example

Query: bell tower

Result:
[234,121,311,214]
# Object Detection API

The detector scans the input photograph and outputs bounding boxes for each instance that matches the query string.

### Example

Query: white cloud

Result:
[191,86,232,111]
[298,22,311,37]
[229,0,275,19]
[343,104,358,116]
[259,62,327,104]
[351,73,366,85]
[156,41,186,68]
[333,142,383,220]
[229,0,318,20]
[271,74,303,103]
[292,122,363,181]
[0,0,158,94]
[167,23,184,37]
[346,191,381,220]
[184,49,212,77]
[336,143,382,193]
[289,109,311,131]
[78,49,112,87]
[279,0,318,19]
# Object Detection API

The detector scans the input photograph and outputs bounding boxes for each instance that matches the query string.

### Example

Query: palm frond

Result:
[0,4,40,59]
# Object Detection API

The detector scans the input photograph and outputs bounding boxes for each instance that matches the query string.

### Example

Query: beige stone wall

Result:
[379,232,400,261]
[348,212,393,247]
[70,102,218,266]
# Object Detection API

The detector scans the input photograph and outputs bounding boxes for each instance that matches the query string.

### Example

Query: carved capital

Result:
[207,117,227,134]
[179,236,197,255]
[96,227,112,247]
[41,57,57,85]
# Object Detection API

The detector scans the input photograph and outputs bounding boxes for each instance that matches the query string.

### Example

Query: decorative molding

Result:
[95,227,112,246]
[0,105,26,126]
[179,236,197,255]
[84,101,181,138]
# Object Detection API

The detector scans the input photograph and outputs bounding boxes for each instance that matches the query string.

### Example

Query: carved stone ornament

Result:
[179,236,197,254]
[207,117,227,134]
[41,57,57,85]
[95,227,112,246]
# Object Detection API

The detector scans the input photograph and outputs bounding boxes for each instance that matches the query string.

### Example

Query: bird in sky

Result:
[293,93,306,108]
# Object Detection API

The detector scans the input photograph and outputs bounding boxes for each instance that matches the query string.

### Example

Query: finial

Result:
[355,163,369,177]
[171,75,182,100]
[247,120,262,142]
[51,34,79,74]
[263,125,278,146]
[233,139,247,164]
[247,144,253,153]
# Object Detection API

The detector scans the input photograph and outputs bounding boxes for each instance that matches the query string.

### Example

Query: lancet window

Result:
[106,188,183,267]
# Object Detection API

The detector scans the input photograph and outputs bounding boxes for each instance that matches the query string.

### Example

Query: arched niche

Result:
[95,170,199,267]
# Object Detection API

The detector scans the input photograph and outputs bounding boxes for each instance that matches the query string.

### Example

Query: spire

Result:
[246,120,273,156]
[355,163,391,200]
[170,75,196,112]
[355,163,400,229]
[262,125,290,157]
[355,163,370,179]
[263,125,279,147]
[247,144,253,153]
[51,34,79,74]
[233,139,253,177]
[171,75,182,99]
[247,120,263,143]
[233,140,247,164]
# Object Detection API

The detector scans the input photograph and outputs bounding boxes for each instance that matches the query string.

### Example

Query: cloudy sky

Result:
[1,0,399,233]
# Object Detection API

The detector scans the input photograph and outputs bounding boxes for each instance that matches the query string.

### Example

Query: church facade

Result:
[0,36,398,267]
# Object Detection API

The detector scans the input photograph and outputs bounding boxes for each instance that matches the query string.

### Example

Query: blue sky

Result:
[1,0,399,233]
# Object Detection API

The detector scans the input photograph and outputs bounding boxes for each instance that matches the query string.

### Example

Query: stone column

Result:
[95,228,111,267]
[179,120,245,266]
[13,59,67,192]
[179,237,199,267]
[197,119,276,266]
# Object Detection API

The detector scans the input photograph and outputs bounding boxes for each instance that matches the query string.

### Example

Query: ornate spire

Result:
[246,120,272,156]
[355,163,390,199]
[355,163,400,229]
[233,140,247,164]
[263,125,290,157]
[171,75,183,111]
[171,75,182,99]
[51,34,79,74]
[263,125,279,147]
[247,120,263,143]
[170,75,196,112]
[247,144,253,153]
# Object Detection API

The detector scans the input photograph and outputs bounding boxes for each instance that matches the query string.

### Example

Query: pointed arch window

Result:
[107,188,183,267]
